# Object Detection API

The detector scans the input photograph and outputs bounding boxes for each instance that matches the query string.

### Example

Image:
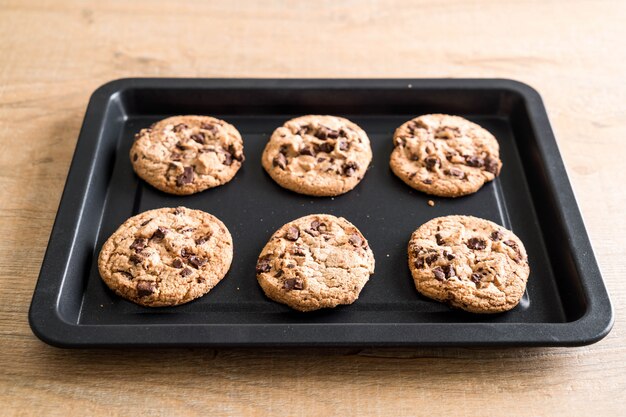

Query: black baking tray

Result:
[29,78,613,347]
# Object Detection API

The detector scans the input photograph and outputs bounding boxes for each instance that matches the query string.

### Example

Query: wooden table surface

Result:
[1,0,625,415]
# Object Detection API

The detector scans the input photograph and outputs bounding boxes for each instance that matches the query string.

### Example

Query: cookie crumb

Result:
[428,200,435,207]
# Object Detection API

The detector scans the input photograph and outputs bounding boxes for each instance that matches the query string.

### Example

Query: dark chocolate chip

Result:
[424,156,440,171]
[196,277,205,283]
[444,167,465,178]
[176,141,186,150]
[180,268,192,277]
[195,234,211,245]
[314,142,334,154]
[490,230,503,241]
[435,233,445,245]
[152,227,167,240]
[465,155,484,167]
[273,153,287,169]
[422,178,433,185]
[180,227,195,234]
[467,237,487,250]
[136,281,156,297]
[342,161,359,177]
[133,153,138,161]
[442,264,455,278]
[119,271,133,280]
[414,258,425,269]
[188,256,207,269]
[173,208,183,215]
[256,256,271,273]
[190,133,205,144]
[129,254,143,264]
[425,253,439,264]
[433,267,446,281]
[292,246,306,256]
[300,146,315,156]
[311,220,321,231]
[223,152,233,166]
[170,152,182,161]
[348,234,362,247]
[200,122,218,133]
[140,218,152,226]
[172,258,184,269]
[326,129,339,139]
[485,156,500,175]
[176,166,194,186]
[285,226,300,241]
[283,278,304,290]
[130,238,146,252]
[227,144,244,162]
[445,251,456,261]
[173,123,188,132]
[471,273,482,283]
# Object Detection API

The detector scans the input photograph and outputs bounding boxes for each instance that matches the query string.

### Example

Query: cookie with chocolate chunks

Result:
[130,116,244,195]
[261,115,372,196]
[390,114,502,197]
[256,214,375,311]
[408,215,529,313]
[98,207,233,307]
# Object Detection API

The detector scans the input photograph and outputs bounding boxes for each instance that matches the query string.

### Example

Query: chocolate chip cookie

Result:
[408,215,529,313]
[390,114,502,197]
[130,116,245,195]
[98,207,233,307]
[261,115,372,196]
[256,214,375,311]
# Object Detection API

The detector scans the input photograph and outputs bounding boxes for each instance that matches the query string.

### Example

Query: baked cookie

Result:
[98,207,233,307]
[256,214,375,311]
[261,115,372,196]
[130,115,244,195]
[408,215,529,313]
[390,114,502,197]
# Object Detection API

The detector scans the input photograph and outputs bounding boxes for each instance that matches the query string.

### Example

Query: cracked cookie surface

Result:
[256,214,375,312]
[98,207,233,307]
[390,114,502,197]
[130,115,244,195]
[408,215,529,313]
[262,115,372,196]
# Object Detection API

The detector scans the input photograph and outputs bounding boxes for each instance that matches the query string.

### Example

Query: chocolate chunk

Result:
[273,153,287,170]
[256,256,271,273]
[435,233,445,245]
[180,248,192,258]
[130,238,146,252]
[342,161,359,177]
[326,129,339,139]
[274,270,284,278]
[445,251,456,261]
[300,146,315,156]
[180,268,192,277]
[317,157,327,163]
[136,281,156,297]
[444,168,465,178]
[425,253,439,264]
[140,218,152,226]
[173,123,188,132]
[223,152,233,166]
[152,227,167,240]
[422,178,433,185]
[465,155,484,167]
[170,152,182,161]
[190,133,205,144]
[414,258,425,269]
[172,258,184,269]
[348,234,362,247]
[433,267,446,281]
[490,230,503,241]
[467,237,487,250]
[227,144,244,162]
[292,246,306,256]
[503,240,517,248]
[283,278,304,290]
[316,127,339,140]
[285,226,300,241]
[424,156,440,171]
[188,256,207,269]
[409,154,420,161]
[176,166,194,186]
[485,156,500,175]
[442,264,455,278]
[314,142,334,154]
[200,122,218,133]
[129,254,143,264]
[195,234,211,245]
[337,141,350,151]
[196,277,206,283]
[119,271,133,280]
[175,141,186,150]
[471,273,482,283]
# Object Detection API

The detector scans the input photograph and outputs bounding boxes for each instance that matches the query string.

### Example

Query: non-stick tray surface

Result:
[29,79,613,347]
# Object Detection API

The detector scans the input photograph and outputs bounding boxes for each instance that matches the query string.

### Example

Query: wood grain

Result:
[1,0,625,415]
